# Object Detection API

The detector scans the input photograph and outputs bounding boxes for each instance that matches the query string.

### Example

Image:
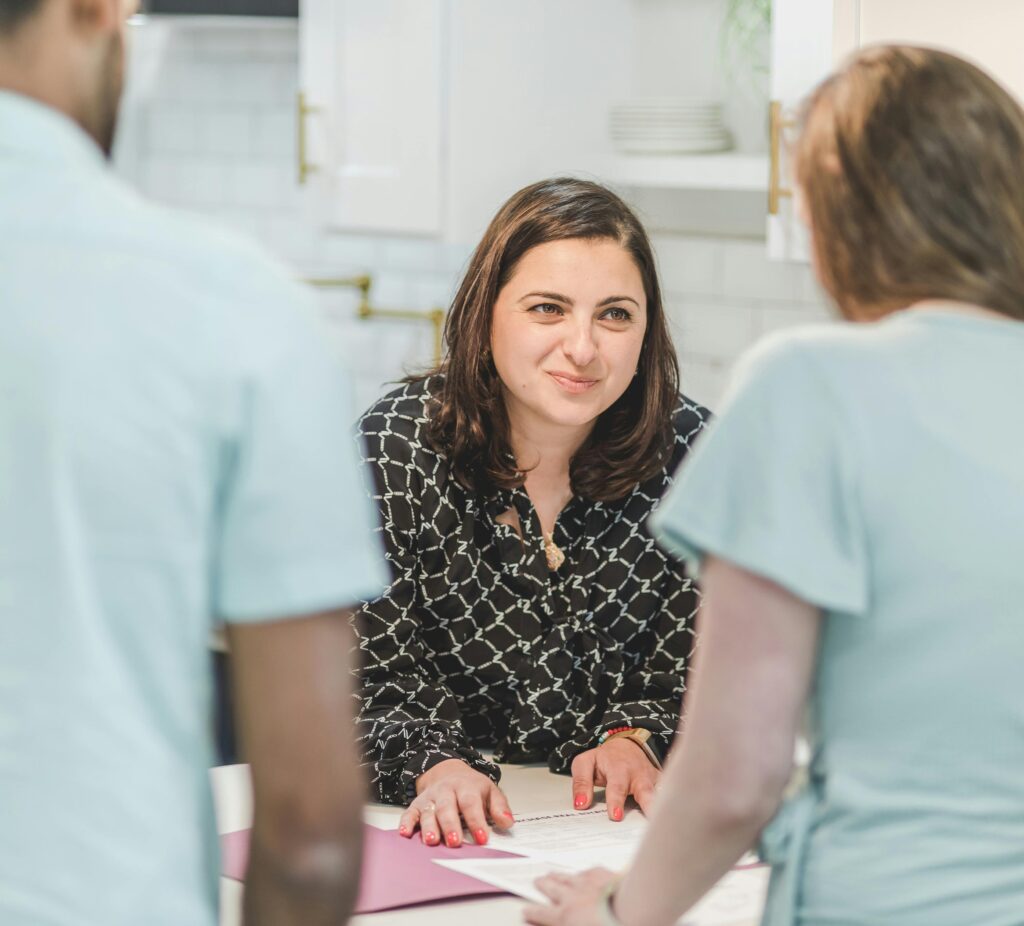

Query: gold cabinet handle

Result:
[769,100,796,215]
[297,91,322,185]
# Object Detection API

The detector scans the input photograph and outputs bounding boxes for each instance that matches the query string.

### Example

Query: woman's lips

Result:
[547,371,599,394]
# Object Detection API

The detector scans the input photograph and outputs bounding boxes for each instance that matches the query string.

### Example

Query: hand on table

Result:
[571,738,660,820]
[523,867,619,926]
[399,758,514,848]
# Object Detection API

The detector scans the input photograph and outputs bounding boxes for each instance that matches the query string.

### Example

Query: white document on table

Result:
[433,857,574,904]
[433,857,770,926]
[486,807,647,870]
[438,806,769,925]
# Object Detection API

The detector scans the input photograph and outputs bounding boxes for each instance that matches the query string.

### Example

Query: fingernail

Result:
[425,831,437,844]
[446,831,461,847]
[574,794,587,809]
[474,829,487,844]
[503,811,515,821]
[399,825,408,836]
[612,807,623,821]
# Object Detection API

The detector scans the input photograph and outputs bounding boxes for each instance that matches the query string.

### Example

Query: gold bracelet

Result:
[603,727,663,770]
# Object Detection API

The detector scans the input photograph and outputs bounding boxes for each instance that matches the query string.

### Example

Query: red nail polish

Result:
[503,810,514,820]
[425,831,437,844]
[399,825,408,836]
[474,829,487,844]
[447,831,460,846]
[574,795,587,809]
[612,807,623,822]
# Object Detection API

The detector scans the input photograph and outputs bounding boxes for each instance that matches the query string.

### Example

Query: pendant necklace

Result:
[543,532,566,570]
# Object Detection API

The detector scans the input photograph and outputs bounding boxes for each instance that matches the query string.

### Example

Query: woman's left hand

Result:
[523,868,619,926]
[570,738,660,820]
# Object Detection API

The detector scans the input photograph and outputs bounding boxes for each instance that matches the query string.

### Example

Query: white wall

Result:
[114,18,832,414]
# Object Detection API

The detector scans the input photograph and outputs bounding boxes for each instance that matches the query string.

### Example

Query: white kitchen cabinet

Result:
[298,0,444,234]
[298,0,790,241]
[768,0,1024,261]
[298,0,634,240]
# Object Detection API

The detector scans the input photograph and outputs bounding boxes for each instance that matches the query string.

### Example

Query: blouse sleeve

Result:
[650,334,869,615]
[354,408,500,804]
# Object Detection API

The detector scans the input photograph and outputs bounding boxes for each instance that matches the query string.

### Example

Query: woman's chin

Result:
[534,397,608,431]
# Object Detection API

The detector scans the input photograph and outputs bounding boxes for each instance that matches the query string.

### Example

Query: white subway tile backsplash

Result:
[251,26,299,59]
[440,242,474,276]
[186,27,266,59]
[198,108,254,157]
[176,158,228,208]
[189,61,231,100]
[653,235,720,297]
[146,106,197,154]
[381,237,445,274]
[669,300,759,361]
[270,61,300,100]
[241,65,295,105]
[720,238,803,303]
[797,264,833,308]
[411,273,460,311]
[368,272,414,308]
[252,109,295,161]
[142,156,186,203]
[318,233,382,270]
[678,355,731,410]
[226,163,287,209]
[259,216,326,266]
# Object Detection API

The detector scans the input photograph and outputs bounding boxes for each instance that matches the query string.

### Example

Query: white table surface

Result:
[211,763,762,926]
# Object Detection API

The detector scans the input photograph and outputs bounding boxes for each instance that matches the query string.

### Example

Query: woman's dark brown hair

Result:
[417,177,679,502]
[795,44,1024,321]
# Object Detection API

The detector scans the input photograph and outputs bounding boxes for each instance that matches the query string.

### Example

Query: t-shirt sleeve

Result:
[650,334,868,614]
[212,282,388,623]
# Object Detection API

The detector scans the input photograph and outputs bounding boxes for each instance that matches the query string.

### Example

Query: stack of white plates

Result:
[609,99,733,155]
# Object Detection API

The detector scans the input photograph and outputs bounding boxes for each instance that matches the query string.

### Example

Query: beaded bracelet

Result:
[597,725,636,745]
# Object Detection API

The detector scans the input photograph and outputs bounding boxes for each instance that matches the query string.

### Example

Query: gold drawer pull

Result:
[297,91,322,186]
[769,100,797,215]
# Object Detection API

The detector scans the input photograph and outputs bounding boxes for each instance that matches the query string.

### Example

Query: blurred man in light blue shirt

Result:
[0,1,388,924]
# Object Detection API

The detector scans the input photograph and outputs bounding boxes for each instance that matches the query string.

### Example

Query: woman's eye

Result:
[529,303,564,316]
[602,307,632,322]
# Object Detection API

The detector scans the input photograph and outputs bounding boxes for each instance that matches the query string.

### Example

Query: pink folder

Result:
[221,824,520,912]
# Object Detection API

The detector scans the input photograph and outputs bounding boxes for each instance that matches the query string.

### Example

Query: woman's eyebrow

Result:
[519,290,573,304]
[597,295,641,308]
[518,292,641,307]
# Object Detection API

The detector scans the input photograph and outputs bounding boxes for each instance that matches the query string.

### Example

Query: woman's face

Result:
[490,237,648,435]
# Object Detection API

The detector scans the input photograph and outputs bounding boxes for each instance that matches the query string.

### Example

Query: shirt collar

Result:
[0,90,106,172]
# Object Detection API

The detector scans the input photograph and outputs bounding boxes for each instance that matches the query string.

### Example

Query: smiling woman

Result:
[353,177,710,847]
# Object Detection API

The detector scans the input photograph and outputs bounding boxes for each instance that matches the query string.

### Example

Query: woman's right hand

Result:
[399,758,515,848]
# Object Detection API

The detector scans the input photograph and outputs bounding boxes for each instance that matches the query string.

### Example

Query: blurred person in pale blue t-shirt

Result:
[527,46,1024,926]
[0,1,388,925]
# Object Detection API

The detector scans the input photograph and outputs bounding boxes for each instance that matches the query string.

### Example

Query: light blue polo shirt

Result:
[651,308,1024,925]
[0,91,388,926]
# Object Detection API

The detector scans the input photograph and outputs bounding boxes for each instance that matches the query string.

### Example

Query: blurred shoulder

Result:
[734,322,881,386]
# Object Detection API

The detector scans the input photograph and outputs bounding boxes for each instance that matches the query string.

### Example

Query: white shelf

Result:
[606,153,769,193]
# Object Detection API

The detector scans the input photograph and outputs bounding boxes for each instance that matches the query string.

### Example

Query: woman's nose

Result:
[562,320,597,367]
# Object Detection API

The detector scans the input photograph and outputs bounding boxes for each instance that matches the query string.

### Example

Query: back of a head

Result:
[796,44,1024,322]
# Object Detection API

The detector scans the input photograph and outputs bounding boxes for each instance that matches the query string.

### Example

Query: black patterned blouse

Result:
[355,378,711,805]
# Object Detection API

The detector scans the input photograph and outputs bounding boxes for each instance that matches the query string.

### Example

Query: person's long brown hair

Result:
[795,45,1024,321]
[414,177,680,502]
